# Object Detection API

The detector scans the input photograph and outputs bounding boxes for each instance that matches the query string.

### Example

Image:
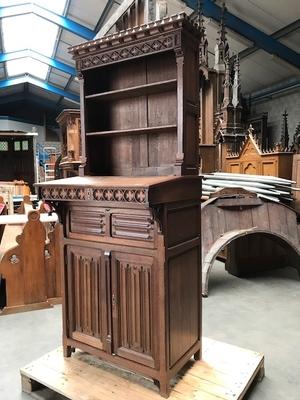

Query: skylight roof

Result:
[6,58,49,80]
[1,0,67,80]
[0,0,66,15]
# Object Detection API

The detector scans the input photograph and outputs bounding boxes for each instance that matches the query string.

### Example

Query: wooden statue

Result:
[56,109,81,178]
[0,210,61,314]
[37,13,203,398]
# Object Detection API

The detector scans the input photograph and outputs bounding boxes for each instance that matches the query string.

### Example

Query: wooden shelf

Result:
[86,125,177,137]
[85,79,177,102]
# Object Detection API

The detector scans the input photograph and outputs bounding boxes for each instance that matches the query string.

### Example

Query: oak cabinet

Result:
[37,175,202,397]
[37,12,202,398]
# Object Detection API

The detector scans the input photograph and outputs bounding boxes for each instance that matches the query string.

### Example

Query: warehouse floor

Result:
[1,261,300,400]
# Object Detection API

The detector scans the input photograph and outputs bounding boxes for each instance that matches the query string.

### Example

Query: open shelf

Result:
[85,79,177,102]
[86,125,177,137]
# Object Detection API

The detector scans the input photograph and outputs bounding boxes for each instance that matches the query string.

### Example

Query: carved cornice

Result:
[69,13,202,71]
[40,186,148,204]
[76,34,179,71]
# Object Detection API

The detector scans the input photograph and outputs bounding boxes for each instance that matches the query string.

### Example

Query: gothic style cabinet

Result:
[37,175,202,397]
[37,13,203,398]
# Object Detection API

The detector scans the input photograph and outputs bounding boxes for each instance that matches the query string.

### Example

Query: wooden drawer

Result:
[69,206,106,236]
[111,214,154,241]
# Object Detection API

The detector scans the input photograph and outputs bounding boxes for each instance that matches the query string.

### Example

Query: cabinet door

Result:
[66,245,112,353]
[111,252,156,368]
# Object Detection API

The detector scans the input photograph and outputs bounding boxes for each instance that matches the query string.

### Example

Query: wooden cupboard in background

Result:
[225,133,293,179]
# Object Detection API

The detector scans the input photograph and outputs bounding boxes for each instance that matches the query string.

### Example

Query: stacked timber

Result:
[202,172,296,204]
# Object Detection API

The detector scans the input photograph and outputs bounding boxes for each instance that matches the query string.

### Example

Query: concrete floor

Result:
[1,261,300,400]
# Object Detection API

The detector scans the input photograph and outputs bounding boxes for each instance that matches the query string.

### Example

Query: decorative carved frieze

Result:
[69,13,201,72]
[77,35,178,70]
[41,186,148,204]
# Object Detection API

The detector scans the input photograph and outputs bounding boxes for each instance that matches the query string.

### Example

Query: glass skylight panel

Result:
[1,0,67,80]
[7,58,49,80]
[0,0,67,14]
[3,15,59,56]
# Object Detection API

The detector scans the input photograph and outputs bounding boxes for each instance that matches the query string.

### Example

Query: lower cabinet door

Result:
[65,245,112,353]
[111,251,157,368]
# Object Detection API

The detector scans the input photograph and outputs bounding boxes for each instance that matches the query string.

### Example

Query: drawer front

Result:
[69,207,106,236]
[111,214,154,241]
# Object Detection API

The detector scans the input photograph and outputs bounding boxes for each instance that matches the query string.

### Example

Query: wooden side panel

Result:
[167,203,200,247]
[111,252,156,368]
[20,215,47,304]
[292,154,300,211]
[261,161,276,176]
[182,39,199,173]
[168,247,200,367]
[66,246,110,352]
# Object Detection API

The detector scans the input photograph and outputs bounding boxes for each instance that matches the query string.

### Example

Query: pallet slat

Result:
[20,337,264,400]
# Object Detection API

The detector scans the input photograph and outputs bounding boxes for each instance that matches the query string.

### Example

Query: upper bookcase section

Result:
[69,13,202,177]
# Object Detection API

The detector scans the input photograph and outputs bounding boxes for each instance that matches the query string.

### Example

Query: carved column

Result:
[175,49,185,174]
[78,73,86,176]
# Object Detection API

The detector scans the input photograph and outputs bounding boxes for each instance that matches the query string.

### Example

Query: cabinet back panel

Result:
[110,97,148,131]
[148,132,177,167]
[147,92,177,127]
[146,52,176,83]
[83,58,147,95]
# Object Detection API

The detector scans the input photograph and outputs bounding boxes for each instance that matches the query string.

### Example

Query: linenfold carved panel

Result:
[67,246,110,352]
[69,207,106,236]
[112,214,154,241]
[112,252,155,368]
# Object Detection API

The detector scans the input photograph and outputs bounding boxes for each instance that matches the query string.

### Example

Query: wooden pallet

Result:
[20,337,264,400]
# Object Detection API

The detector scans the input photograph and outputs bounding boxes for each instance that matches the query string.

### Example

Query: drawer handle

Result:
[112,293,116,307]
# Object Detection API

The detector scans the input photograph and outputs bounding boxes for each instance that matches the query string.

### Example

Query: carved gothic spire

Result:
[197,0,208,67]
[232,54,241,107]
[222,55,232,108]
[280,110,289,150]
[214,2,229,72]
[292,121,300,152]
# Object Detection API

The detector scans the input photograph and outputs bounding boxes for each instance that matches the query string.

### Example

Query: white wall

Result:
[0,118,46,143]
[250,88,300,145]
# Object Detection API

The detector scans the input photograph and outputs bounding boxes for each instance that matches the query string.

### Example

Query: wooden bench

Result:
[0,210,61,314]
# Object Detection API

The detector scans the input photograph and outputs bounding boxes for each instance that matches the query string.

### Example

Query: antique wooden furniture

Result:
[201,189,300,296]
[70,13,201,177]
[225,133,293,179]
[56,109,81,178]
[292,154,300,212]
[37,14,202,397]
[0,210,61,314]
[197,4,245,173]
[292,123,300,212]
[37,175,202,397]
[0,196,7,244]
